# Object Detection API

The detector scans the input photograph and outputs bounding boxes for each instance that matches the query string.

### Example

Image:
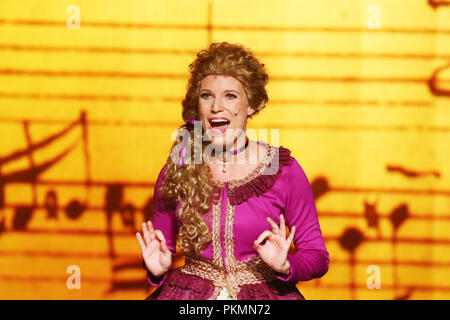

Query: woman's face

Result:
[198,75,254,148]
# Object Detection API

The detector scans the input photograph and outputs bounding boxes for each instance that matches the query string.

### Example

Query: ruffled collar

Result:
[211,142,292,205]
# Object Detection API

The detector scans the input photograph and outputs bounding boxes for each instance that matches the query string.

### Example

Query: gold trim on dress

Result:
[191,142,280,299]
[211,200,224,269]
[181,197,276,300]
[211,142,275,191]
[180,255,276,300]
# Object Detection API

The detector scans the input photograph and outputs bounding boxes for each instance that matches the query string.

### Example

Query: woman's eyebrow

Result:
[223,89,240,94]
[199,88,214,93]
[199,88,240,94]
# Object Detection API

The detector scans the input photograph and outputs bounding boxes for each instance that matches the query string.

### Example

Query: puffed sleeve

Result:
[144,164,180,287]
[274,157,329,282]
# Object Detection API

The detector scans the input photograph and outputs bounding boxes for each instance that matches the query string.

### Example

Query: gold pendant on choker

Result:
[222,154,228,173]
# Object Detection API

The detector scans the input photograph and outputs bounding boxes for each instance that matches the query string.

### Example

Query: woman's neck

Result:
[207,139,266,183]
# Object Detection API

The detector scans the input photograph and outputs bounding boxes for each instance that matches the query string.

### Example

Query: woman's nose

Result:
[211,99,225,113]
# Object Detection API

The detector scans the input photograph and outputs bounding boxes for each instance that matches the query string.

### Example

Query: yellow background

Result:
[0,0,449,299]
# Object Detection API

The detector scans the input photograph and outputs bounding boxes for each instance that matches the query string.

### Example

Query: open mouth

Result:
[208,118,230,134]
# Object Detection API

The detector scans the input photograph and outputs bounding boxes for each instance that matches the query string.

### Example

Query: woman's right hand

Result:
[136,221,172,277]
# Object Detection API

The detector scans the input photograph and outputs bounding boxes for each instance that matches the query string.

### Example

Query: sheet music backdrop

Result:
[0,0,449,299]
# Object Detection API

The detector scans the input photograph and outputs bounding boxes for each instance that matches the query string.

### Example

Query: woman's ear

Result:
[247,107,256,117]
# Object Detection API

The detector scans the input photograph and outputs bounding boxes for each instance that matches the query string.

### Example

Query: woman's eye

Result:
[226,93,237,99]
[200,93,211,99]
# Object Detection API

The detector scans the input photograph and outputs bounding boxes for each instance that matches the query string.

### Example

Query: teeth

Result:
[211,119,228,123]
[210,119,230,127]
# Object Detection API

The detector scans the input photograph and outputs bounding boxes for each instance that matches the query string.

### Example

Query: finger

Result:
[280,214,286,239]
[253,230,274,248]
[142,222,151,245]
[147,221,156,242]
[287,226,296,247]
[136,232,146,251]
[155,230,170,254]
[266,217,280,235]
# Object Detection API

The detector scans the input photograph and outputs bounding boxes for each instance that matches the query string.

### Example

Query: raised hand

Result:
[136,221,172,277]
[253,214,296,275]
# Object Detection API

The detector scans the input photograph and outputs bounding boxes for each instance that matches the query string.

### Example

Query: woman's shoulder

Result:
[225,142,295,205]
[273,144,310,179]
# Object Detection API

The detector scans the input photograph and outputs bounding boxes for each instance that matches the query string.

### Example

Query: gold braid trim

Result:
[224,198,241,298]
[180,255,276,300]
[211,200,224,268]
[212,142,273,191]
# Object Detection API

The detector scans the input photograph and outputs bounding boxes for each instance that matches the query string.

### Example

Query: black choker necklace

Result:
[214,138,249,173]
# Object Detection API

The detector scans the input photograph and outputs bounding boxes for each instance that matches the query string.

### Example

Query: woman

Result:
[136,42,329,300]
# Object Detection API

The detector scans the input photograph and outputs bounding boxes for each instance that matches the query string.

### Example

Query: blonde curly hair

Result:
[160,42,269,256]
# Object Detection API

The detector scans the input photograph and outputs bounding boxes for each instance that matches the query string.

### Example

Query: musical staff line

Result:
[299,282,450,292]
[0,247,447,266]
[1,179,449,196]
[1,273,449,293]
[0,250,136,259]
[0,92,434,108]
[318,211,450,221]
[2,68,447,84]
[1,249,449,269]
[330,258,450,268]
[0,275,111,283]
[0,179,155,188]
[330,235,450,245]
[1,44,449,61]
[332,186,450,196]
[4,228,450,245]
[2,18,450,34]
[3,203,450,221]
[0,117,449,132]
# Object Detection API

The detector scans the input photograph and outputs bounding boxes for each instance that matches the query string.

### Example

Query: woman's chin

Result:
[206,128,245,149]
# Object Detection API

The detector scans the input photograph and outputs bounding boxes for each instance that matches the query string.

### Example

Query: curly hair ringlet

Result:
[159,42,269,256]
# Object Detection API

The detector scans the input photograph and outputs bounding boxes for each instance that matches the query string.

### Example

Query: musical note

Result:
[80,111,92,209]
[363,197,382,239]
[12,206,34,230]
[428,63,450,97]
[389,203,412,299]
[339,227,365,300]
[104,183,148,293]
[44,190,58,220]
[395,288,414,300]
[22,120,38,209]
[428,0,450,9]
[0,109,158,294]
[386,165,441,179]
[104,184,123,261]
[120,203,137,231]
[311,176,330,200]
[0,113,83,234]
[142,197,154,222]
[64,200,85,220]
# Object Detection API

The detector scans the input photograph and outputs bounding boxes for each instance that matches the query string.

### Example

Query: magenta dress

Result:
[145,143,329,300]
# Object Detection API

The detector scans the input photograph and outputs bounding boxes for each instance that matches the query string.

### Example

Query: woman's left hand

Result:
[253,214,296,275]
